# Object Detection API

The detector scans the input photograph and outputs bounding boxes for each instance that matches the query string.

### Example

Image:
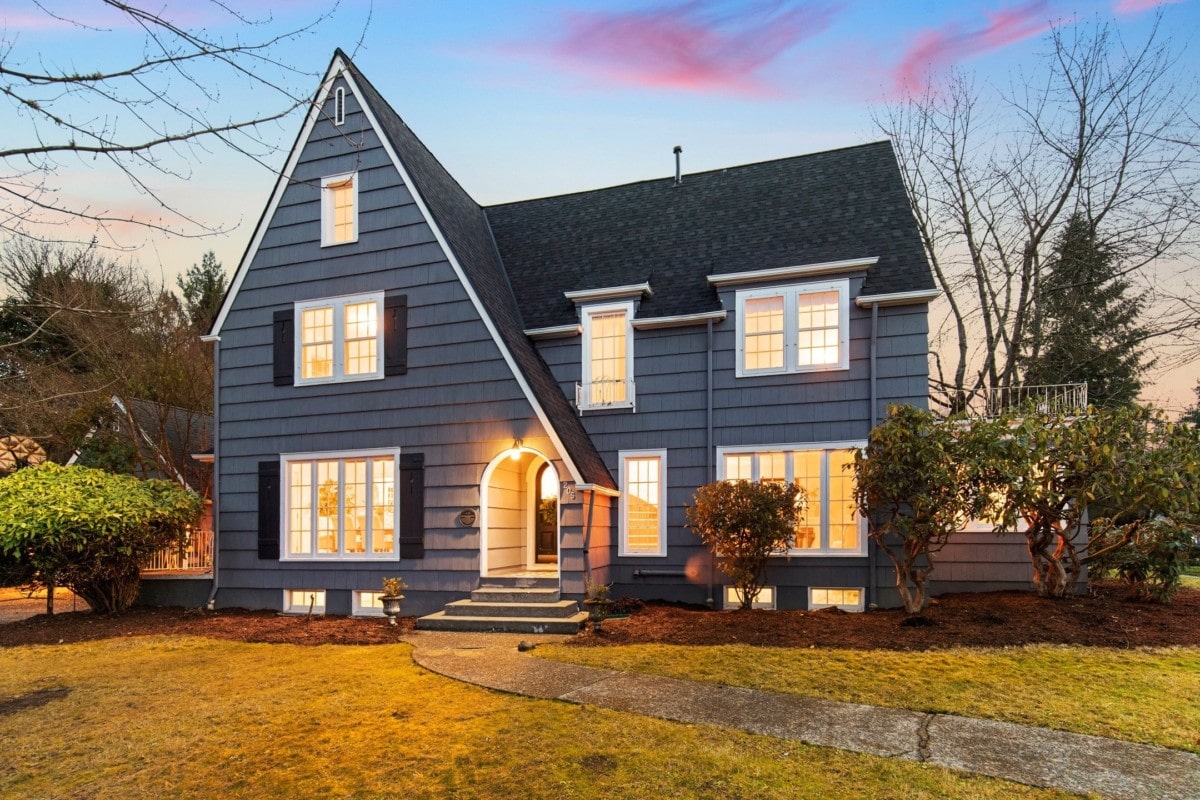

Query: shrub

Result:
[1090,518,1194,602]
[854,405,991,615]
[0,463,201,613]
[686,479,803,610]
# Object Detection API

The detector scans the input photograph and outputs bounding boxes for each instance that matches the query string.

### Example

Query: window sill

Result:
[281,555,399,562]
[771,550,868,558]
[320,237,359,248]
[736,364,849,379]
[294,373,386,387]
[579,402,636,413]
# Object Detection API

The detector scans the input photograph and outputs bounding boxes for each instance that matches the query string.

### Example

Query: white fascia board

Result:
[707,258,878,288]
[576,483,621,498]
[342,71,586,485]
[564,282,652,303]
[855,288,942,307]
[209,56,347,337]
[524,324,581,339]
[631,310,727,330]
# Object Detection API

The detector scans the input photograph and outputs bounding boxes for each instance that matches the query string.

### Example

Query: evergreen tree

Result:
[176,251,227,333]
[1020,214,1151,407]
[1182,382,1200,426]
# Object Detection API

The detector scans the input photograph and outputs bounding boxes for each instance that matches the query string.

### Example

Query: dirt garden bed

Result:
[1,581,1197,650]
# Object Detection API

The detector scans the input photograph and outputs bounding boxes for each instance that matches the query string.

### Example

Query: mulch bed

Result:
[1,582,1197,651]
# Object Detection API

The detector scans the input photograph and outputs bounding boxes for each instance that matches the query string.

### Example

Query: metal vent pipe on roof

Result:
[673,145,682,186]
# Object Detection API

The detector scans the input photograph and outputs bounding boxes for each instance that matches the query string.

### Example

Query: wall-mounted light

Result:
[509,439,523,461]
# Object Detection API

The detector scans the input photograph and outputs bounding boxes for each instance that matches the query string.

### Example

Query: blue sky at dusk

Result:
[2,0,1197,406]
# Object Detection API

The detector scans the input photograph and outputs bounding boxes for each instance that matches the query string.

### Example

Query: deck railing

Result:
[143,528,213,574]
[951,383,1089,418]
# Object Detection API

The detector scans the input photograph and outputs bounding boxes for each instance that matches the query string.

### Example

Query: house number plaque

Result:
[457,509,477,527]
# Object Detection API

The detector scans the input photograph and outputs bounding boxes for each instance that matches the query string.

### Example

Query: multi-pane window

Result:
[719,444,865,555]
[321,172,358,246]
[743,296,784,371]
[736,279,849,375]
[283,450,398,560]
[620,450,667,556]
[796,290,841,367]
[294,293,383,384]
[581,302,634,409]
[809,587,864,612]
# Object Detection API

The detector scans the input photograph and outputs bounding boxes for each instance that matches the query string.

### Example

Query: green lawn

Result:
[541,643,1200,753]
[0,636,1072,800]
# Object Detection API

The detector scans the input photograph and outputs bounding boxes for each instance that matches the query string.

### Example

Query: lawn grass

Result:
[540,643,1200,754]
[0,636,1072,800]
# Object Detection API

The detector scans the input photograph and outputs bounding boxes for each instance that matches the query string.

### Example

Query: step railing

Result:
[143,528,213,573]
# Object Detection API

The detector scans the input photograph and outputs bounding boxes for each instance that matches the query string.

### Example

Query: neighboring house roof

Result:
[70,397,214,495]
[487,143,934,330]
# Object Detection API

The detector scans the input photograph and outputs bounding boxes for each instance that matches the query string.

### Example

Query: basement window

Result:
[808,587,864,612]
[283,589,326,615]
[724,585,776,610]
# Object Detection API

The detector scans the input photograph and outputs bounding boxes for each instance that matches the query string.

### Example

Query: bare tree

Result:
[878,16,1200,412]
[1,1,350,249]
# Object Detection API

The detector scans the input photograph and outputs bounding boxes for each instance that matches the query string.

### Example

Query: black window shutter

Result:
[384,293,408,376]
[272,310,294,386]
[257,460,281,560]
[399,452,424,559]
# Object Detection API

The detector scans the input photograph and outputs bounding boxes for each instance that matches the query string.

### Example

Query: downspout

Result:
[706,318,715,607]
[581,488,596,584]
[867,304,878,609]
[204,336,221,610]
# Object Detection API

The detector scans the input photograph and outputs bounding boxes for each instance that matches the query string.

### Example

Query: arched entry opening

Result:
[480,447,559,578]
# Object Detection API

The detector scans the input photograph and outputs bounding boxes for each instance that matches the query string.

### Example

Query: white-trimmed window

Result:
[580,301,634,410]
[321,171,358,246]
[718,443,865,556]
[295,292,383,384]
[809,587,864,612]
[725,585,776,610]
[735,279,849,376]
[353,590,385,617]
[282,448,399,560]
[283,589,326,615]
[334,87,346,126]
[619,449,666,556]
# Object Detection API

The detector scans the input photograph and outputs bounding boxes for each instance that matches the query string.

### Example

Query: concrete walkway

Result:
[0,587,82,624]
[404,630,1200,800]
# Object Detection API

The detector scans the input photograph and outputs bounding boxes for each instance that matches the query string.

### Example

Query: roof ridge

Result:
[484,140,896,210]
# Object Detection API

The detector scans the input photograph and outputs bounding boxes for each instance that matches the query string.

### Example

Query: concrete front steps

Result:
[415,576,588,634]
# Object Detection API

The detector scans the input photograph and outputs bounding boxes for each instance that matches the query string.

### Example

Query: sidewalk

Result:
[405,630,1200,800]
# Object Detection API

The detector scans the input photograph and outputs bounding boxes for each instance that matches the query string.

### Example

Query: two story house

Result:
[184,50,948,624]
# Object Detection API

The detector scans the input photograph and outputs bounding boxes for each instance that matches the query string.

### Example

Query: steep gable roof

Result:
[486,142,934,330]
[342,57,616,490]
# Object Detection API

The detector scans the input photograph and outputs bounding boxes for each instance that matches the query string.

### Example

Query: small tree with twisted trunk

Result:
[0,463,201,614]
[687,480,803,610]
[853,405,990,616]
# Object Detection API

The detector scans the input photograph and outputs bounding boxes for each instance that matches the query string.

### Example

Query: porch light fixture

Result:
[509,439,523,461]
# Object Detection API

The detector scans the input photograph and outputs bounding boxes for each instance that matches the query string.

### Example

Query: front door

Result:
[534,462,557,563]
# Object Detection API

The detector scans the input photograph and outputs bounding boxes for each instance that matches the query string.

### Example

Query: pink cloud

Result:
[1114,0,1185,14]
[529,1,839,96]
[893,2,1052,93]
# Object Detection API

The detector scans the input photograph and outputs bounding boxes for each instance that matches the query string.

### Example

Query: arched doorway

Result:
[480,447,559,577]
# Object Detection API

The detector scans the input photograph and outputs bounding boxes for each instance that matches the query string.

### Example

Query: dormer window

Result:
[334,87,346,126]
[321,172,358,247]
[735,278,849,376]
[578,301,635,410]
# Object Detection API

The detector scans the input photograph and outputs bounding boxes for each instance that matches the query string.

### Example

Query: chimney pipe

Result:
[673,145,682,186]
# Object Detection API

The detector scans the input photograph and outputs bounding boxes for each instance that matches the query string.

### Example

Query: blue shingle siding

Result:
[211,50,943,614]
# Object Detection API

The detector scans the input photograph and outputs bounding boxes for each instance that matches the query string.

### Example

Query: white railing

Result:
[576,378,636,412]
[143,528,214,573]
[976,383,1089,418]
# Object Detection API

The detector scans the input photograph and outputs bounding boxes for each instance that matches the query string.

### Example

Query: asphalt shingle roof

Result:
[486,143,934,330]
[347,57,616,489]
[342,52,934,490]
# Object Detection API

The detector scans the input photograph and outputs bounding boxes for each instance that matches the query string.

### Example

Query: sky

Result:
[1,0,1198,410]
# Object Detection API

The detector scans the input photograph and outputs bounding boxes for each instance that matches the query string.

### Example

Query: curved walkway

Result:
[405,630,1200,800]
